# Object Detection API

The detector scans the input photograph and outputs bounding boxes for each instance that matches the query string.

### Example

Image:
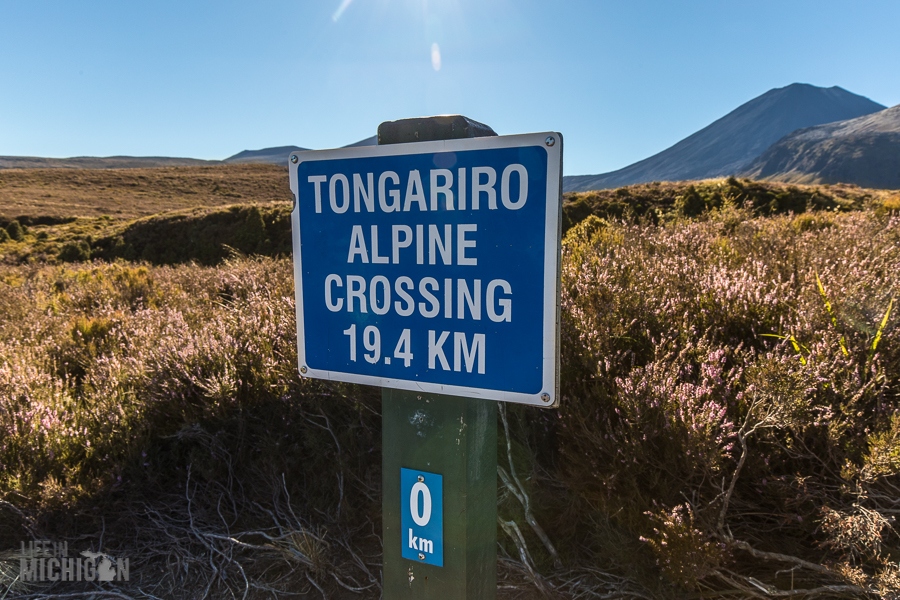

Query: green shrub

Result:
[675,185,704,217]
[791,212,835,233]
[562,179,869,234]
[878,194,900,216]
[0,228,9,243]
[58,240,91,262]
[235,205,269,254]
[94,204,291,265]
[5,220,25,241]
[561,195,595,234]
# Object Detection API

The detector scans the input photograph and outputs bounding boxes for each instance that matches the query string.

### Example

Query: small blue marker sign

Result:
[400,468,443,567]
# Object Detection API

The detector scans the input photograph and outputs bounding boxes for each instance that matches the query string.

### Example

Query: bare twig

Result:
[498,516,537,578]
[730,539,837,576]
[498,403,563,569]
[0,500,39,539]
[717,430,748,539]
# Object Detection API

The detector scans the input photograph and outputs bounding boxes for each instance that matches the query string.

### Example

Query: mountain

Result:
[741,104,900,189]
[564,83,886,192]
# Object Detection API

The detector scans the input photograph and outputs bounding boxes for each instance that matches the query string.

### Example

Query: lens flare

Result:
[332,0,352,22]
[431,43,441,71]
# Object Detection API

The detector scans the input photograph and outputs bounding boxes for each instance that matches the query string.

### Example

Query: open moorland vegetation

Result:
[1,167,899,599]
[0,164,290,220]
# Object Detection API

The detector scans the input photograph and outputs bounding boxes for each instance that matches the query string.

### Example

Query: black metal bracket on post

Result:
[378,115,497,146]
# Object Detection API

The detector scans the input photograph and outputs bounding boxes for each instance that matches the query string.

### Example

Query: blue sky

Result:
[1,0,898,175]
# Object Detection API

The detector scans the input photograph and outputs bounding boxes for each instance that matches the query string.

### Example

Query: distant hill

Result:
[742,104,900,189]
[0,156,220,169]
[564,83,886,192]
[223,146,309,166]
[223,137,376,166]
[0,138,372,171]
[342,135,377,148]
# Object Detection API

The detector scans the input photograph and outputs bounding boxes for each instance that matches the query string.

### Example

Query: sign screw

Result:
[417,475,425,482]
[300,366,308,374]
[290,154,299,164]
[418,553,425,560]
[541,393,551,403]
[545,136,555,147]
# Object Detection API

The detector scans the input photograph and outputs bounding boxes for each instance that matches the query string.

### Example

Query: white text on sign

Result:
[307,165,529,214]
[341,325,486,374]
[312,165,527,377]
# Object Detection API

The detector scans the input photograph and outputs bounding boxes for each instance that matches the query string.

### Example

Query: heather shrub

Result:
[557,210,899,594]
[0,258,308,494]
[0,255,385,597]
[642,503,729,590]
[1,201,898,597]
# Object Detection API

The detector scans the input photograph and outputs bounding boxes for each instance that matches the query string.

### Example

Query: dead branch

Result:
[498,516,537,578]
[498,402,563,569]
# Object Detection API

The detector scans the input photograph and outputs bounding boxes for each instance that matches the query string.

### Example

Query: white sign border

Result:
[289,132,562,407]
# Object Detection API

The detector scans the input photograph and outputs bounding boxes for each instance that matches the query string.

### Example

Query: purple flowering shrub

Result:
[0,260,371,497]
[641,503,729,590]
[558,210,899,595]
[1,258,386,596]
[1,203,898,597]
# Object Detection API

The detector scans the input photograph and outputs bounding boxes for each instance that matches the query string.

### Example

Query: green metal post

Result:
[382,390,497,598]
[380,116,499,600]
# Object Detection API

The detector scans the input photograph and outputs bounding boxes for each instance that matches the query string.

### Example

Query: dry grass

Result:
[0,164,290,220]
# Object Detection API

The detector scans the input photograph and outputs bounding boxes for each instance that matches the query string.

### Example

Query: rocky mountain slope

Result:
[564,84,885,192]
[742,104,900,189]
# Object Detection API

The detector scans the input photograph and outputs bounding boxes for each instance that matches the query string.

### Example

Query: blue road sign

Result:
[400,468,443,567]
[289,133,562,406]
